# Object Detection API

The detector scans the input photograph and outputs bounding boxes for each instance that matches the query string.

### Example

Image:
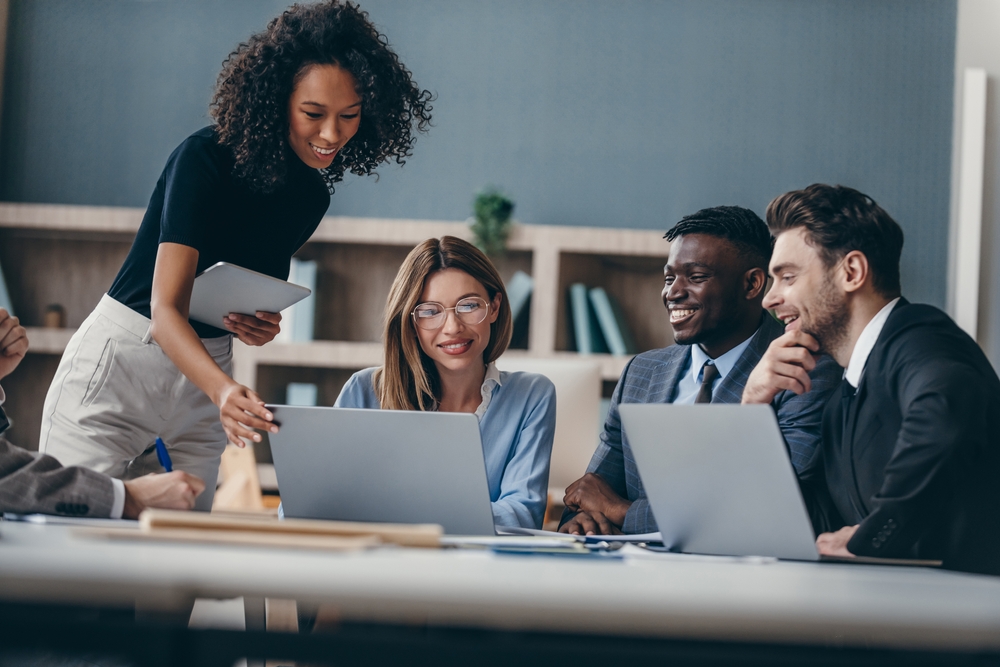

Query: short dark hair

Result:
[664,206,773,271]
[766,184,903,297]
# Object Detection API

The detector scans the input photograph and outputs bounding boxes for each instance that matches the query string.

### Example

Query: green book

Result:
[588,287,636,355]
[569,283,608,353]
[506,270,533,323]
[0,258,12,315]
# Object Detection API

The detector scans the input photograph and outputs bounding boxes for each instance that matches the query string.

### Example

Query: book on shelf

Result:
[286,382,318,406]
[506,270,533,323]
[0,257,13,315]
[588,287,636,356]
[568,283,608,354]
[275,258,317,343]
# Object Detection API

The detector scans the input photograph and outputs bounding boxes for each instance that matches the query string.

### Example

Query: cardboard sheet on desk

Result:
[76,526,380,552]
[138,508,442,548]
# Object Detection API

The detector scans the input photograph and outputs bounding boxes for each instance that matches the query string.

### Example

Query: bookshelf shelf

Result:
[22,327,75,355]
[1,203,673,452]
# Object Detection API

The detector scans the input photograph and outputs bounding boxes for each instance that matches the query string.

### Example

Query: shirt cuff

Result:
[110,478,126,519]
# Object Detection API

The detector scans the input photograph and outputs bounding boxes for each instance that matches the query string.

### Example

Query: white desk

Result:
[1,521,999,663]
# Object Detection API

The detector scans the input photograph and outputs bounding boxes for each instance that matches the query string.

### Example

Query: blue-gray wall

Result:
[2,0,957,306]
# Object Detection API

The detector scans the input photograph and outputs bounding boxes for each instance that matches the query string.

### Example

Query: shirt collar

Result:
[844,297,901,388]
[0,384,5,406]
[688,329,756,382]
[474,362,502,420]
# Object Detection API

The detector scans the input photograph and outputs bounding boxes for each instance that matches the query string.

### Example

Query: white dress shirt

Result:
[474,362,503,420]
[844,297,901,388]
[672,331,756,404]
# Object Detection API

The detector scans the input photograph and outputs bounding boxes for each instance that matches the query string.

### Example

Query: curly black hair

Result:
[211,0,433,193]
[664,206,773,271]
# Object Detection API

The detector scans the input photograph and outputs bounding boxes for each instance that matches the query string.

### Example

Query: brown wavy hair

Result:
[211,0,433,193]
[374,237,513,411]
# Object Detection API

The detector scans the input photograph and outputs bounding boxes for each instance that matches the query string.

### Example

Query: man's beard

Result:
[800,278,850,357]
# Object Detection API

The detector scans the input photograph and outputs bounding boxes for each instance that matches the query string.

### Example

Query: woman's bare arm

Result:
[149,242,277,446]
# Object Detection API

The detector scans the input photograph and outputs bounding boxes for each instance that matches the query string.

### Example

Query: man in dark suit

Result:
[560,206,841,535]
[743,184,1000,575]
[0,309,204,518]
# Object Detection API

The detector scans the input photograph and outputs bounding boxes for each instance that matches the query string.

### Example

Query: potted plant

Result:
[470,188,514,257]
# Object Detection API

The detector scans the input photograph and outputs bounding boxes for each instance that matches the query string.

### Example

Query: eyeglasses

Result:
[411,296,490,330]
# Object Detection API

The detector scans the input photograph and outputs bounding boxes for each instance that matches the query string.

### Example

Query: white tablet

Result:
[188,262,311,329]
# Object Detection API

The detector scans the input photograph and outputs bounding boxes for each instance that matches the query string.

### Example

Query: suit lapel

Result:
[654,345,690,404]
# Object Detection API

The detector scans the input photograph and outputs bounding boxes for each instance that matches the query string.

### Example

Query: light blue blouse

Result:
[335,366,556,529]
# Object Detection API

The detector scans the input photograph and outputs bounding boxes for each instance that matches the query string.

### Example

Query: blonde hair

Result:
[374,236,513,410]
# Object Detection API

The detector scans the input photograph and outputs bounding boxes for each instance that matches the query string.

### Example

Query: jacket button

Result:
[872,538,881,548]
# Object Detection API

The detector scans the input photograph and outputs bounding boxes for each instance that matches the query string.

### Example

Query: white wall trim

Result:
[952,67,988,340]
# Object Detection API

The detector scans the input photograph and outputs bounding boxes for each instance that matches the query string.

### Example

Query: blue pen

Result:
[155,437,173,472]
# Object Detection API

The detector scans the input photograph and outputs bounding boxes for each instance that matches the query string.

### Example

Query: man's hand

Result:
[216,382,277,447]
[816,524,859,557]
[562,473,631,527]
[742,330,821,404]
[224,311,281,347]
[0,309,28,381]
[559,510,623,536]
[122,471,206,519]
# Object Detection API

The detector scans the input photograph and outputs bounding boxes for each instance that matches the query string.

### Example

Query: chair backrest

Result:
[495,356,602,499]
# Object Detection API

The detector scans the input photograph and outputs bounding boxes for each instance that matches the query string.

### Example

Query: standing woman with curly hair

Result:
[38,1,432,510]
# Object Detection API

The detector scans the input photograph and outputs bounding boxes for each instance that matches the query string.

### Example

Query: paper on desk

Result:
[440,535,579,548]
[2,513,139,529]
[615,543,779,564]
[499,527,663,543]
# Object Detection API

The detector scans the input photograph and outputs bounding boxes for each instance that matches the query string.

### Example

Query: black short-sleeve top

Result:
[108,126,330,338]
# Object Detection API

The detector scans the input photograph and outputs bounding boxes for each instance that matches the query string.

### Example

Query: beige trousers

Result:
[39,294,231,511]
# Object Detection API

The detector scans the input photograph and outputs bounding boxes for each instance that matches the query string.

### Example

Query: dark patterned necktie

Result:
[696,362,720,404]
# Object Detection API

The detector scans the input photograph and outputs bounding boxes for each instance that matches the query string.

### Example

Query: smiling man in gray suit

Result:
[560,206,841,535]
[0,309,204,518]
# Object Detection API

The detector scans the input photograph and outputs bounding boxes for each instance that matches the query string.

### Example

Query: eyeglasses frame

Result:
[410,296,492,330]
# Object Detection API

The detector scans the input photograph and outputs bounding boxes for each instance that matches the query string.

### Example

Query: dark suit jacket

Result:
[563,313,842,533]
[801,299,1000,575]
[0,404,115,517]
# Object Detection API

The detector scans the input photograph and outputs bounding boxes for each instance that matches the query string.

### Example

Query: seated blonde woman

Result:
[336,236,555,529]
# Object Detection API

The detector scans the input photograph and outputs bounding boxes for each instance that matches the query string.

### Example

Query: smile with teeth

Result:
[439,340,473,354]
[310,143,337,156]
[781,315,799,325]
[670,308,697,323]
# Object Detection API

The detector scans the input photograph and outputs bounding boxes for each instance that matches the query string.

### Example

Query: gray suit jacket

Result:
[566,313,841,534]
[0,405,115,517]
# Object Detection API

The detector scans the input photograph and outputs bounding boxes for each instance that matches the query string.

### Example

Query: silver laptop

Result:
[619,403,820,560]
[267,406,497,535]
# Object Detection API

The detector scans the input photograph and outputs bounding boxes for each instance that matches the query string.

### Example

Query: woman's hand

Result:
[224,311,282,346]
[0,309,28,381]
[216,381,278,447]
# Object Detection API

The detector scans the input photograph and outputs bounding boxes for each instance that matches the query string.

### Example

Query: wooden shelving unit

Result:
[0,202,672,451]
